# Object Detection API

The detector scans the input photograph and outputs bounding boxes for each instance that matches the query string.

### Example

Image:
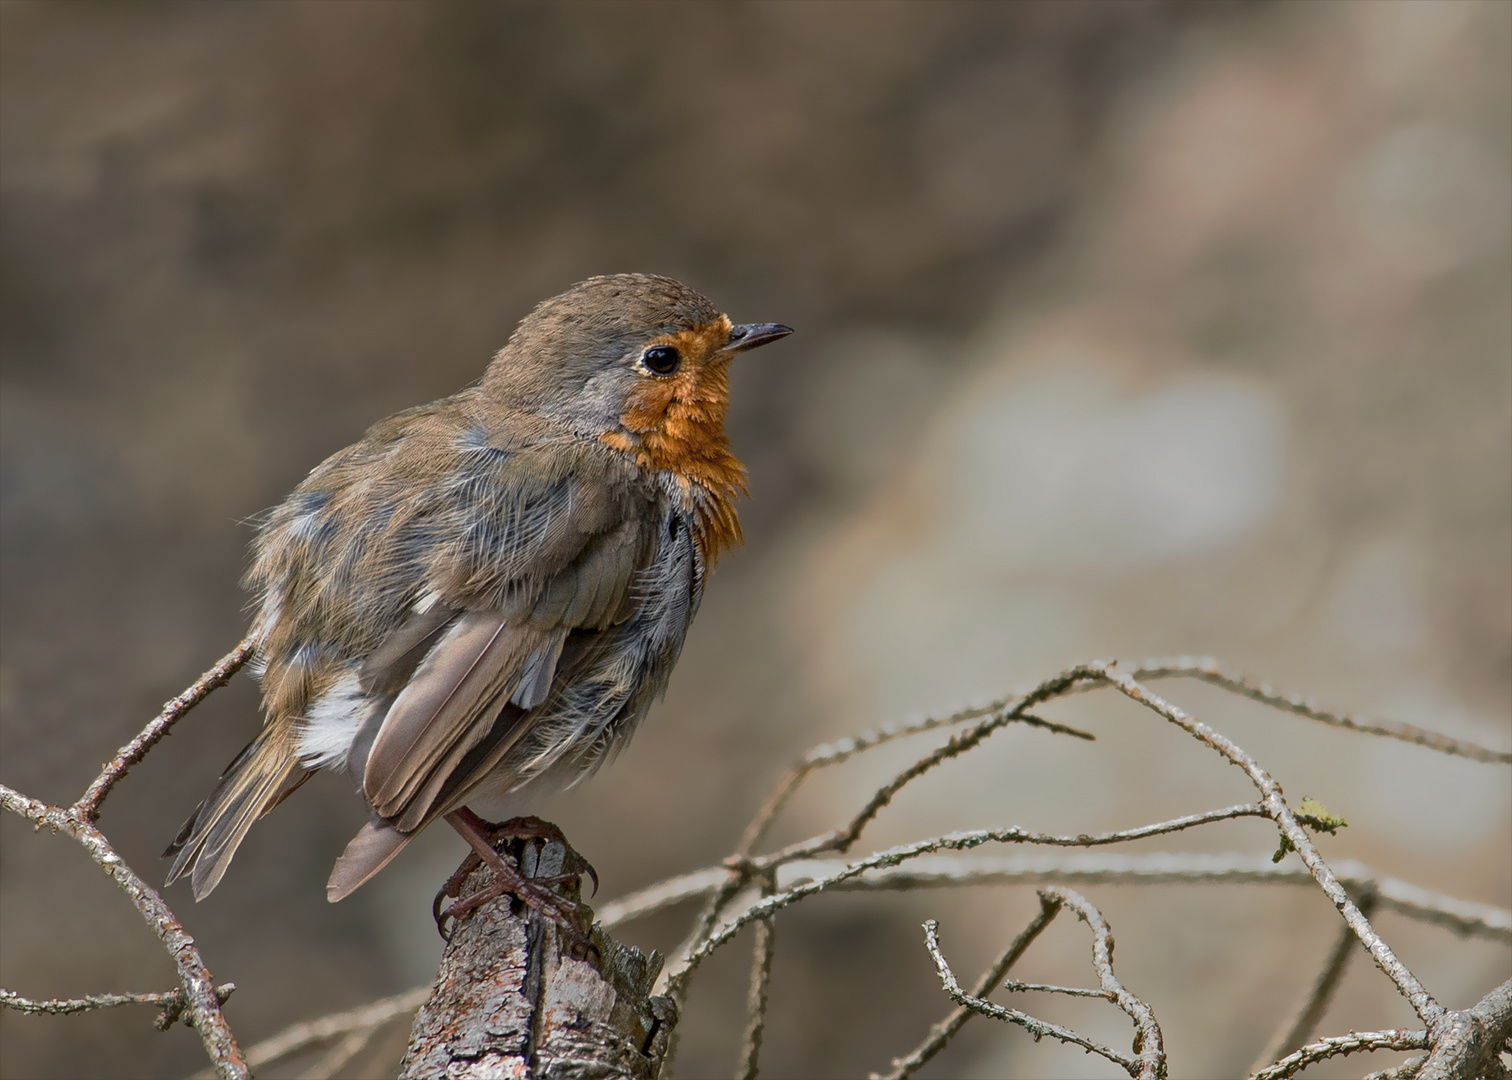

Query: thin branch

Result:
[601,853,1511,944]
[734,696,1026,857]
[744,798,1263,878]
[223,986,431,1074]
[299,1028,382,1080]
[824,710,1096,859]
[1001,981,1108,998]
[1250,887,1381,1071]
[1038,886,1165,1079]
[735,664,1103,863]
[1249,1029,1431,1080]
[0,984,234,1030]
[598,867,734,930]
[74,636,257,821]
[922,916,1142,1076]
[0,785,246,1078]
[735,871,777,1080]
[662,803,1265,1001]
[1132,657,1511,765]
[1095,663,1443,1027]
[1361,1055,1428,1080]
[873,894,1059,1080]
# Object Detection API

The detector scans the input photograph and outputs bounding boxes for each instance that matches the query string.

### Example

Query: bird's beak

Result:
[723,322,794,354]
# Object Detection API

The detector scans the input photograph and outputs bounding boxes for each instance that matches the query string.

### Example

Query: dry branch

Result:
[0,638,261,1077]
[9,645,1507,1080]
[1132,656,1511,765]
[0,785,245,1078]
[1251,887,1381,1070]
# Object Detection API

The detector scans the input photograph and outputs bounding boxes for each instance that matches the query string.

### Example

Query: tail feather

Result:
[164,730,307,900]
[326,818,414,902]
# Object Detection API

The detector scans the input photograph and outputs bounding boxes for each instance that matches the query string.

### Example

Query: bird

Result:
[164,273,791,927]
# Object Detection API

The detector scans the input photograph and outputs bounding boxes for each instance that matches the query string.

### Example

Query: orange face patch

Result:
[604,315,748,564]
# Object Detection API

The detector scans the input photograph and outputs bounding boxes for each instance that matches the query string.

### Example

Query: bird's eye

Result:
[641,345,681,376]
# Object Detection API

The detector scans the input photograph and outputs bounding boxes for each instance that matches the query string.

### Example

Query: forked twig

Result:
[922,891,1167,1079]
[874,894,1058,1080]
[1038,885,1165,1078]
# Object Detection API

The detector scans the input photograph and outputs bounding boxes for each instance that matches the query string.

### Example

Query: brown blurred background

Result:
[2,2,1508,1077]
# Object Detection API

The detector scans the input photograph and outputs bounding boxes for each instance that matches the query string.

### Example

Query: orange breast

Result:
[604,317,747,565]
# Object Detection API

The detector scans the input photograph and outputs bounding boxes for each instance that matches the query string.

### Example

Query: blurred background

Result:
[2,2,1508,1077]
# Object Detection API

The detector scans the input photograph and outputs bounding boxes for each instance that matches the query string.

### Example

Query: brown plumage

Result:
[164,274,791,903]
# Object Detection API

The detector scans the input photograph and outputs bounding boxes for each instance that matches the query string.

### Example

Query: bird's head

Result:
[484,273,791,499]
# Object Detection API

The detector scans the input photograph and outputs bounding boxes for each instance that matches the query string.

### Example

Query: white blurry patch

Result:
[297,668,369,769]
[797,348,1287,719]
[1320,536,1430,665]
[930,361,1284,576]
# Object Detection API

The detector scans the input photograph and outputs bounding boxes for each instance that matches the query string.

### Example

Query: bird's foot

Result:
[433,810,594,942]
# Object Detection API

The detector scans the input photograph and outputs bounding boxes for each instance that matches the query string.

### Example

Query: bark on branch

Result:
[399,838,677,1080]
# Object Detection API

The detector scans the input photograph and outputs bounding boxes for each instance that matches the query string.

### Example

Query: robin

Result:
[164,273,791,929]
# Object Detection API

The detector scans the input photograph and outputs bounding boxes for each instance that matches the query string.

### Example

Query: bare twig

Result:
[1250,1029,1432,1080]
[1250,887,1381,1071]
[1361,1055,1428,1080]
[874,894,1059,1080]
[0,785,246,1078]
[299,1028,383,1080]
[598,867,733,929]
[1001,981,1108,997]
[1133,657,1511,765]
[189,987,431,1080]
[734,696,1025,857]
[0,984,234,1030]
[1038,885,1165,1079]
[735,871,777,1080]
[662,803,1270,1001]
[1095,663,1443,1027]
[922,916,1143,1076]
[74,636,257,821]
[601,853,1511,944]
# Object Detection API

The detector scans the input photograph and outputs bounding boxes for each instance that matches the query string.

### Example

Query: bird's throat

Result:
[605,324,747,565]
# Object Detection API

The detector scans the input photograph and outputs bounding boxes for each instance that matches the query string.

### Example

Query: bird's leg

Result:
[465,812,599,895]
[433,809,592,942]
